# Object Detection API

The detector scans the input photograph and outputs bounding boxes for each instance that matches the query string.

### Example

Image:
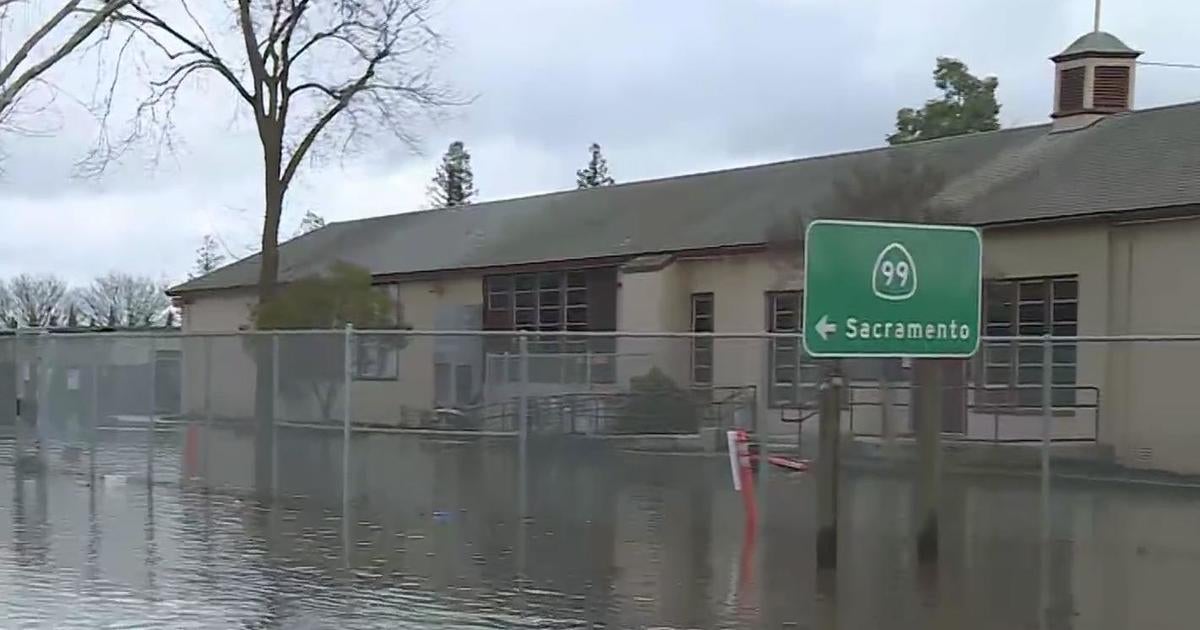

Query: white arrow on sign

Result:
[815,315,837,340]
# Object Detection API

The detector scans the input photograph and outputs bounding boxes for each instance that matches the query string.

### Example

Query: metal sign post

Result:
[803,219,983,570]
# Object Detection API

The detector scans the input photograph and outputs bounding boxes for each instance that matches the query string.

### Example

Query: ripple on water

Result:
[5,438,1200,628]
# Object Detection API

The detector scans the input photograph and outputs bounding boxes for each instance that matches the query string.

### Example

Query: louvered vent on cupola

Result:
[1050,31,1141,130]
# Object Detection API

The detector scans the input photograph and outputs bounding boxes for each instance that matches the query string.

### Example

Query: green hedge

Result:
[615,368,700,434]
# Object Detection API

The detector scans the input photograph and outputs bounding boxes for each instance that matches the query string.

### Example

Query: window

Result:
[484,269,617,384]
[486,271,590,351]
[691,293,714,385]
[434,362,451,405]
[355,335,399,380]
[767,292,819,406]
[980,277,1077,407]
[434,362,476,407]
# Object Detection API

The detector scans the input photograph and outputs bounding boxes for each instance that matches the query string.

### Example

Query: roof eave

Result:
[1050,50,1142,63]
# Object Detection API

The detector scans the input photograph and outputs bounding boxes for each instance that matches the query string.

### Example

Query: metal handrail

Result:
[845,383,1101,443]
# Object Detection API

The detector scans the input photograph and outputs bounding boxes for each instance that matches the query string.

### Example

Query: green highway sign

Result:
[802,219,981,358]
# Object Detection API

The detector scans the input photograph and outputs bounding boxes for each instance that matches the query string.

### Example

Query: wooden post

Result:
[914,359,943,565]
[816,371,842,571]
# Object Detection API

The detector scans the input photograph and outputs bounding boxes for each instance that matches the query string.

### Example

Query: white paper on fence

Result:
[727,430,741,492]
[66,369,80,391]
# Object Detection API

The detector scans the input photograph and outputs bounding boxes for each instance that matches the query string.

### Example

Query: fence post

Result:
[342,324,353,550]
[271,334,280,496]
[756,415,771,533]
[816,370,842,571]
[518,334,529,519]
[31,332,47,470]
[754,342,771,531]
[1039,334,1053,629]
[147,337,157,487]
[43,335,56,461]
[1041,336,1052,494]
[90,339,100,486]
[585,348,592,389]
[203,336,212,487]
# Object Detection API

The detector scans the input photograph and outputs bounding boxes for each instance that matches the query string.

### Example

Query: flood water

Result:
[2,430,1200,628]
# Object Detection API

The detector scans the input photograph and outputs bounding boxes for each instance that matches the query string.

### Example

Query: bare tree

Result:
[100,0,460,497]
[8,273,68,327]
[77,271,168,327]
[0,280,16,327]
[0,1,130,133]
[104,0,458,304]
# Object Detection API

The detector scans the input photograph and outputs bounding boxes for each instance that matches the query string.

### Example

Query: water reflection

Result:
[2,429,1200,628]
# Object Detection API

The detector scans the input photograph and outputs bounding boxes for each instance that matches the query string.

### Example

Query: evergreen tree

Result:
[193,234,226,278]
[428,141,477,208]
[888,57,1000,145]
[576,142,615,189]
[296,211,326,236]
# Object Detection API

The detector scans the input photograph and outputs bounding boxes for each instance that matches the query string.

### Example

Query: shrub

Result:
[615,368,699,434]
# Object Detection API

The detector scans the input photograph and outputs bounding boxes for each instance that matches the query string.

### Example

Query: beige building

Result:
[173,30,1200,474]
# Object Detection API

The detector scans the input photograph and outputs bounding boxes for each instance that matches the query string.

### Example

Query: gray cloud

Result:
[1,0,1196,285]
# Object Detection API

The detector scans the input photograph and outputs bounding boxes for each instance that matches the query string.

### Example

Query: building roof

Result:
[173,100,1200,295]
[1052,31,1141,61]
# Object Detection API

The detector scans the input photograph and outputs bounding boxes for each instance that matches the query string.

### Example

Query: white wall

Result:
[180,276,484,425]
[1109,217,1200,473]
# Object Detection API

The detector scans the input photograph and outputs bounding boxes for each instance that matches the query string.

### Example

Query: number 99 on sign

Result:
[872,242,918,301]
[878,260,909,287]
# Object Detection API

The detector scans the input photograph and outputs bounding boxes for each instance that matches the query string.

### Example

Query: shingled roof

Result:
[1052,31,1141,61]
[173,100,1200,294]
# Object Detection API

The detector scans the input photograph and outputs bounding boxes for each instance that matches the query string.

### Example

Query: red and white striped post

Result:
[727,429,758,527]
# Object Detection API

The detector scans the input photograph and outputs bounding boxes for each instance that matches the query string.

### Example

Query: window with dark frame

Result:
[766,291,820,406]
[980,276,1078,408]
[691,293,714,386]
[484,269,615,384]
[486,271,589,350]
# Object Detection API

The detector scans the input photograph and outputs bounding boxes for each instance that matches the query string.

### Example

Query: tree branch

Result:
[0,1,131,113]
[0,1,79,87]
[117,2,255,105]
[279,48,386,189]
[234,0,268,119]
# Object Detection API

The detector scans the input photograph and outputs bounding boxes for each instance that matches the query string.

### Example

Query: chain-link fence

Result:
[4,329,1199,519]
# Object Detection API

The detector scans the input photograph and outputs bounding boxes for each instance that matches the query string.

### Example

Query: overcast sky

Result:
[1,0,1197,285]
